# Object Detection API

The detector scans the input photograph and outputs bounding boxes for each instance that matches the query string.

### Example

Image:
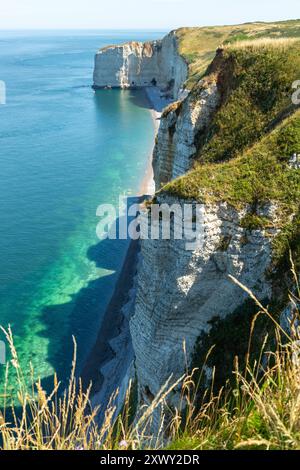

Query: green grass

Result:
[162,40,300,283]
[162,40,300,219]
[166,270,300,450]
[163,110,300,281]
[163,110,300,210]
[191,298,273,393]
[198,42,300,164]
[176,19,300,88]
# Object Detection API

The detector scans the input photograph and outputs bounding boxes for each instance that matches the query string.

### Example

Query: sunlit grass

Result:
[226,37,300,51]
[1,261,300,450]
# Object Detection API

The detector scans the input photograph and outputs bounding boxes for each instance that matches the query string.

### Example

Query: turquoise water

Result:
[0,30,163,394]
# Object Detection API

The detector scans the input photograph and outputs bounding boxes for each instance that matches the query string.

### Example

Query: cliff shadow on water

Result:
[94,86,153,111]
[35,197,144,396]
[94,85,168,118]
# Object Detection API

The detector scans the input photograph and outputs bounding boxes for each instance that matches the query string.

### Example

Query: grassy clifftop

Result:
[162,38,300,296]
[164,110,300,210]
[164,39,300,202]
[176,19,300,88]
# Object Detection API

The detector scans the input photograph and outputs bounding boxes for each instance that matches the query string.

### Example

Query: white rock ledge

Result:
[93,31,188,100]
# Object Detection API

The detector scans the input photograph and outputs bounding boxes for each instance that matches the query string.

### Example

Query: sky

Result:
[0,0,298,30]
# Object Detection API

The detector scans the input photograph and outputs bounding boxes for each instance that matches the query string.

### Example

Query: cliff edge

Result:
[131,33,300,429]
[92,20,300,432]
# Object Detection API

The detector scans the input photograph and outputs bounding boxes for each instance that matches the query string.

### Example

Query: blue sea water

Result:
[0,30,163,394]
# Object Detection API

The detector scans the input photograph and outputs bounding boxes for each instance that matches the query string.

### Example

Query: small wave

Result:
[71,85,92,89]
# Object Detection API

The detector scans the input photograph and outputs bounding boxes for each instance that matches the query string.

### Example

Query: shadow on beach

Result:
[36,196,146,396]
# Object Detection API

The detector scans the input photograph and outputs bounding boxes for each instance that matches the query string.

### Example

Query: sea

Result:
[0,29,163,395]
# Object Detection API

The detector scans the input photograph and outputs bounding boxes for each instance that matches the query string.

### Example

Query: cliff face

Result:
[92,28,300,431]
[93,31,188,99]
[153,78,220,189]
[128,38,300,429]
[130,196,278,425]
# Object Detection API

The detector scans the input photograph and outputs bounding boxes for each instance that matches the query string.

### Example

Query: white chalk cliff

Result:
[92,32,295,432]
[153,78,220,188]
[93,31,188,99]
[130,197,278,428]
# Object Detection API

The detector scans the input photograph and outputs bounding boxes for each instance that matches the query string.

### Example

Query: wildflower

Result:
[119,440,129,449]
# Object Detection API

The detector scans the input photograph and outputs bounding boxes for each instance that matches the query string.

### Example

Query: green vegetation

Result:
[271,210,300,280]
[169,270,300,450]
[163,110,300,285]
[198,41,300,164]
[163,40,300,285]
[240,214,270,231]
[191,298,272,391]
[176,19,300,88]
[163,110,300,210]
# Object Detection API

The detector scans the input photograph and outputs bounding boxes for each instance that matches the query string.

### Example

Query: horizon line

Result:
[0,17,299,32]
[0,27,170,30]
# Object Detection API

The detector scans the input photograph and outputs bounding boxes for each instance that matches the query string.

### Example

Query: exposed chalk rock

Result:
[153,79,221,188]
[130,196,278,431]
[92,29,290,438]
[93,32,188,100]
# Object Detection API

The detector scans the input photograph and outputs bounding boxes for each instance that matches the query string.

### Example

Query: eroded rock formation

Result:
[93,31,188,99]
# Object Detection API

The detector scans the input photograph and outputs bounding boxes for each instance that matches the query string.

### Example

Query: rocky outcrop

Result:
[127,45,286,430]
[93,31,188,99]
[153,78,220,189]
[86,24,300,445]
[92,29,298,436]
[130,196,278,429]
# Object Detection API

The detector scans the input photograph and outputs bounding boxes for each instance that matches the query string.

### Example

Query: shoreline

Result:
[80,87,168,414]
[139,86,172,197]
[139,87,174,196]
[80,238,138,418]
